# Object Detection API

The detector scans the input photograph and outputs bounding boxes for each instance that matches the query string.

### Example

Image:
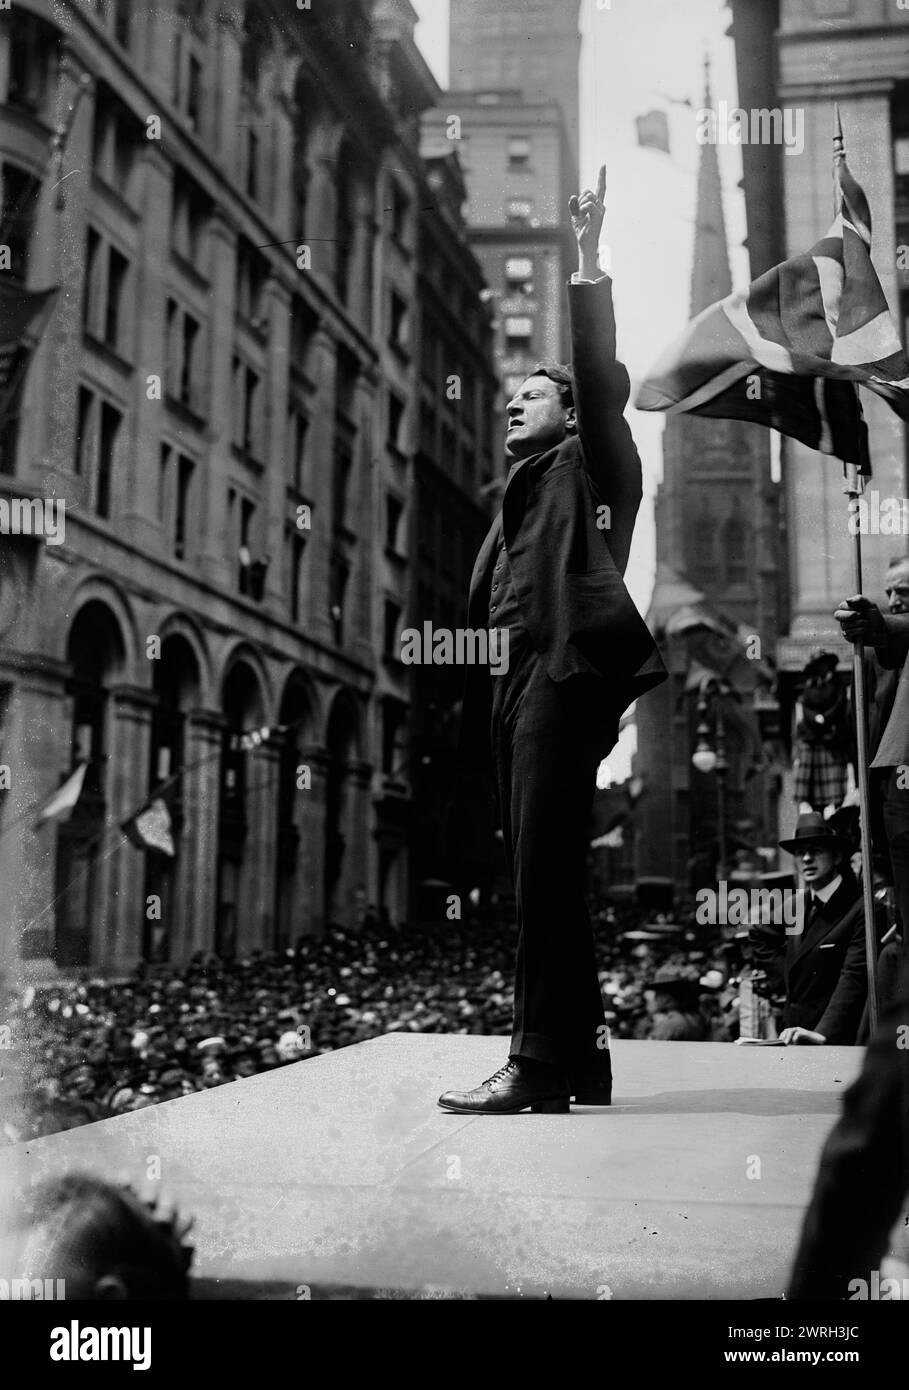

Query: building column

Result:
[100,685,155,973]
[239,742,281,953]
[264,276,292,608]
[30,46,96,509]
[183,709,225,960]
[198,211,237,589]
[124,143,172,553]
[0,663,70,975]
[304,326,337,646]
[350,184,376,337]
[339,758,373,928]
[296,744,328,939]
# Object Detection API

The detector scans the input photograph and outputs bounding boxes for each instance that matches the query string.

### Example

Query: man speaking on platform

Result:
[439,166,667,1116]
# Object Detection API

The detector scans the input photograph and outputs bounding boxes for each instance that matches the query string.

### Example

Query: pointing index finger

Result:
[595,164,606,203]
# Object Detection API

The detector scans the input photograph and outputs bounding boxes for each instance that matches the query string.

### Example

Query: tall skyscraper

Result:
[424,0,582,480]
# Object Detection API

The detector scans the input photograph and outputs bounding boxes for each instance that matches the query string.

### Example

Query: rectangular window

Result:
[113,0,131,48]
[390,181,409,244]
[389,290,409,352]
[505,256,534,293]
[289,408,308,493]
[97,401,121,519]
[105,246,129,351]
[75,387,94,477]
[332,444,352,531]
[83,229,101,335]
[505,197,533,223]
[385,495,403,553]
[238,498,256,593]
[246,129,258,200]
[329,554,350,642]
[158,441,171,522]
[505,315,533,350]
[187,55,202,130]
[387,393,405,451]
[289,534,305,623]
[383,600,401,660]
[235,237,266,323]
[7,13,50,117]
[507,135,531,169]
[174,454,193,559]
[180,313,200,409]
[243,367,259,454]
[172,171,210,273]
[1,164,40,282]
[381,700,403,776]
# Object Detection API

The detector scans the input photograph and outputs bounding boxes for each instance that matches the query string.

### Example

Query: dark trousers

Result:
[490,625,622,1068]
[882,766,909,960]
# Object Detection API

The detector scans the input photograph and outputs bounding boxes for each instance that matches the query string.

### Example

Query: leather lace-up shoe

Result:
[438,1058,570,1114]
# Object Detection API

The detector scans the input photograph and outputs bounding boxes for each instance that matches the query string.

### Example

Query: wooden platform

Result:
[0,1034,863,1298]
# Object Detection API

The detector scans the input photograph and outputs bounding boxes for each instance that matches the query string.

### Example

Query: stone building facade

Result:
[0,0,496,971]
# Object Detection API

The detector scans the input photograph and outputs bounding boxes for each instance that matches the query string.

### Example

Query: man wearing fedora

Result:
[749,812,880,1045]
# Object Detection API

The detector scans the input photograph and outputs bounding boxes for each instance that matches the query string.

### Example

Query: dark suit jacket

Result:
[749,873,875,1044]
[870,615,909,769]
[788,987,909,1299]
[458,278,667,769]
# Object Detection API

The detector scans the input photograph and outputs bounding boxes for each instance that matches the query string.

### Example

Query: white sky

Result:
[412,0,748,781]
[412,0,748,611]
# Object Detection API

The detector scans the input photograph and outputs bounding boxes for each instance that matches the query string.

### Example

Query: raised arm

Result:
[567,166,642,575]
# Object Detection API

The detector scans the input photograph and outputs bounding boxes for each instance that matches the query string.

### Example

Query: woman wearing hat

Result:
[750,812,882,1044]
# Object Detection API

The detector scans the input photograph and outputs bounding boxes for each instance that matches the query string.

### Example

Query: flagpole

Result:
[835,105,879,1032]
[842,461,880,1032]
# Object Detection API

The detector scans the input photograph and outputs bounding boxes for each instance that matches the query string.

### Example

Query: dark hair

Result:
[522,361,574,408]
[22,1172,193,1299]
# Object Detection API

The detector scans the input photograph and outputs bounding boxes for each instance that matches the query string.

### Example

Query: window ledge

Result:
[230,443,265,475]
[82,332,133,376]
[170,248,210,291]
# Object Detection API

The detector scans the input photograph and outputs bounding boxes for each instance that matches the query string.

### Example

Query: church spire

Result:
[690,51,732,316]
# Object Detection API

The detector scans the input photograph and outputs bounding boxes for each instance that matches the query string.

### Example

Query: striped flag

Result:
[635,150,909,469]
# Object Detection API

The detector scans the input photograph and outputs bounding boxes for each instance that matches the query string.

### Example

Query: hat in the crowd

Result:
[650,964,701,996]
[804,649,839,677]
[778,811,851,855]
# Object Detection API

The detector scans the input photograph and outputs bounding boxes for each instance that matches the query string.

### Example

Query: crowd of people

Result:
[5,909,744,1142]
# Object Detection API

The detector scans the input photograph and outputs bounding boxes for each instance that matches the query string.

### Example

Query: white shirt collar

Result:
[811,873,842,905]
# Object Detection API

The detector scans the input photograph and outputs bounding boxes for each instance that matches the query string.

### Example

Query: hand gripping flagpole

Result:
[835,105,879,1033]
